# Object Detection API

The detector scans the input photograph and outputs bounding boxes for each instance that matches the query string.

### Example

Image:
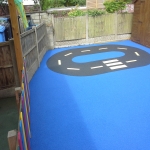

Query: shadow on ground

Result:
[0,97,18,150]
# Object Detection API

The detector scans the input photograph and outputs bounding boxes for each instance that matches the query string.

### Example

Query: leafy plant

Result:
[64,0,86,6]
[62,11,68,16]
[68,7,86,17]
[87,9,105,17]
[104,0,131,13]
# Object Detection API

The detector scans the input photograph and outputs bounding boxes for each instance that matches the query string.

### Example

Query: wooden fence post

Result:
[34,27,40,67]
[115,12,118,40]
[86,14,89,44]
[9,39,20,86]
[7,130,17,150]
[15,87,22,111]
[51,14,55,47]
[8,0,23,84]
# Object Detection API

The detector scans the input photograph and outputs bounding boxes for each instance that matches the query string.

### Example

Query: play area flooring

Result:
[30,40,150,150]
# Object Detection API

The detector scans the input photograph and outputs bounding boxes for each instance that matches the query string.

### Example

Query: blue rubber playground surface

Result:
[29,40,150,150]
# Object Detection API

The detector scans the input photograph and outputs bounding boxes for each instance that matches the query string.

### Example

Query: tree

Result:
[64,0,86,6]
[33,0,86,10]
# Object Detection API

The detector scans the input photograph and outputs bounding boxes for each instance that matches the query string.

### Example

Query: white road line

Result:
[135,52,140,56]
[110,65,127,70]
[67,68,80,70]
[81,50,91,52]
[91,66,103,69]
[64,53,72,56]
[106,62,123,66]
[58,60,61,65]
[103,59,119,64]
[126,60,137,63]
[117,47,127,50]
[99,48,108,50]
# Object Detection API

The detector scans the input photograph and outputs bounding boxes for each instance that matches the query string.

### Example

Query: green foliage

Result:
[35,0,86,10]
[62,11,68,16]
[104,0,131,13]
[64,0,86,6]
[68,8,86,17]
[37,0,65,10]
[88,9,105,17]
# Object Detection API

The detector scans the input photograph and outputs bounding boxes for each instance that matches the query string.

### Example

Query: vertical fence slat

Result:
[34,27,40,67]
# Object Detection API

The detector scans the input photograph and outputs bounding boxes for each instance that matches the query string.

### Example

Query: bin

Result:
[0,17,12,41]
[0,25,6,42]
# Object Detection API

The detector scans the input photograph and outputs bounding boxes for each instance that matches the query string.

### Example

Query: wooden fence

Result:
[21,23,47,82]
[86,0,105,9]
[0,23,48,98]
[54,13,133,47]
[0,41,19,90]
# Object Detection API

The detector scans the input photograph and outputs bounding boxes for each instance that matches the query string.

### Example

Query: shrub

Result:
[87,9,105,17]
[103,0,131,13]
[68,8,86,17]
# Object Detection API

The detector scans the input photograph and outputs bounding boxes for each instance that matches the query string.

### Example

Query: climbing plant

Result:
[104,0,132,13]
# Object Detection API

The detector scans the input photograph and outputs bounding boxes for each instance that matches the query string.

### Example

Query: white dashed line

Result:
[117,47,127,50]
[67,68,80,70]
[99,48,108,50]
[106,62,123,66]
[135,52,140,56]
[58,60,61,65]
[110,65,127,70]
[91,66,103,69]
[126,60,137,63]
[64,53,72,56]
[103,59,119,64]
[81,50,91,52]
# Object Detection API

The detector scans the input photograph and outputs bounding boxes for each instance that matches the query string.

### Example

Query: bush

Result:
[104,0,131,13]
[68,8,86,17]
[88,9,105,17]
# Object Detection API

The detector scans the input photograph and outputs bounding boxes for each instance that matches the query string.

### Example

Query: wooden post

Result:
[96,0,98,8]
[7,130,17,150]
[86,14,89,44]
[8,0,23,83]
[115,12,118,40]
[15,87,22,111]
[34,27,40,67]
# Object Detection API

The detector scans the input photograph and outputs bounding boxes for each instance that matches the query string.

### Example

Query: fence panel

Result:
[88,14,116,38]
[38,36,46,54]
[54,13,133,47]
[20,23,48,81]
[0,23,48,96]
[117,13,133,34]
[54,17,86,41]
[37,23,46,41]
[86,0,105,9]
[0,42,15,90]
[21,29,37,72]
